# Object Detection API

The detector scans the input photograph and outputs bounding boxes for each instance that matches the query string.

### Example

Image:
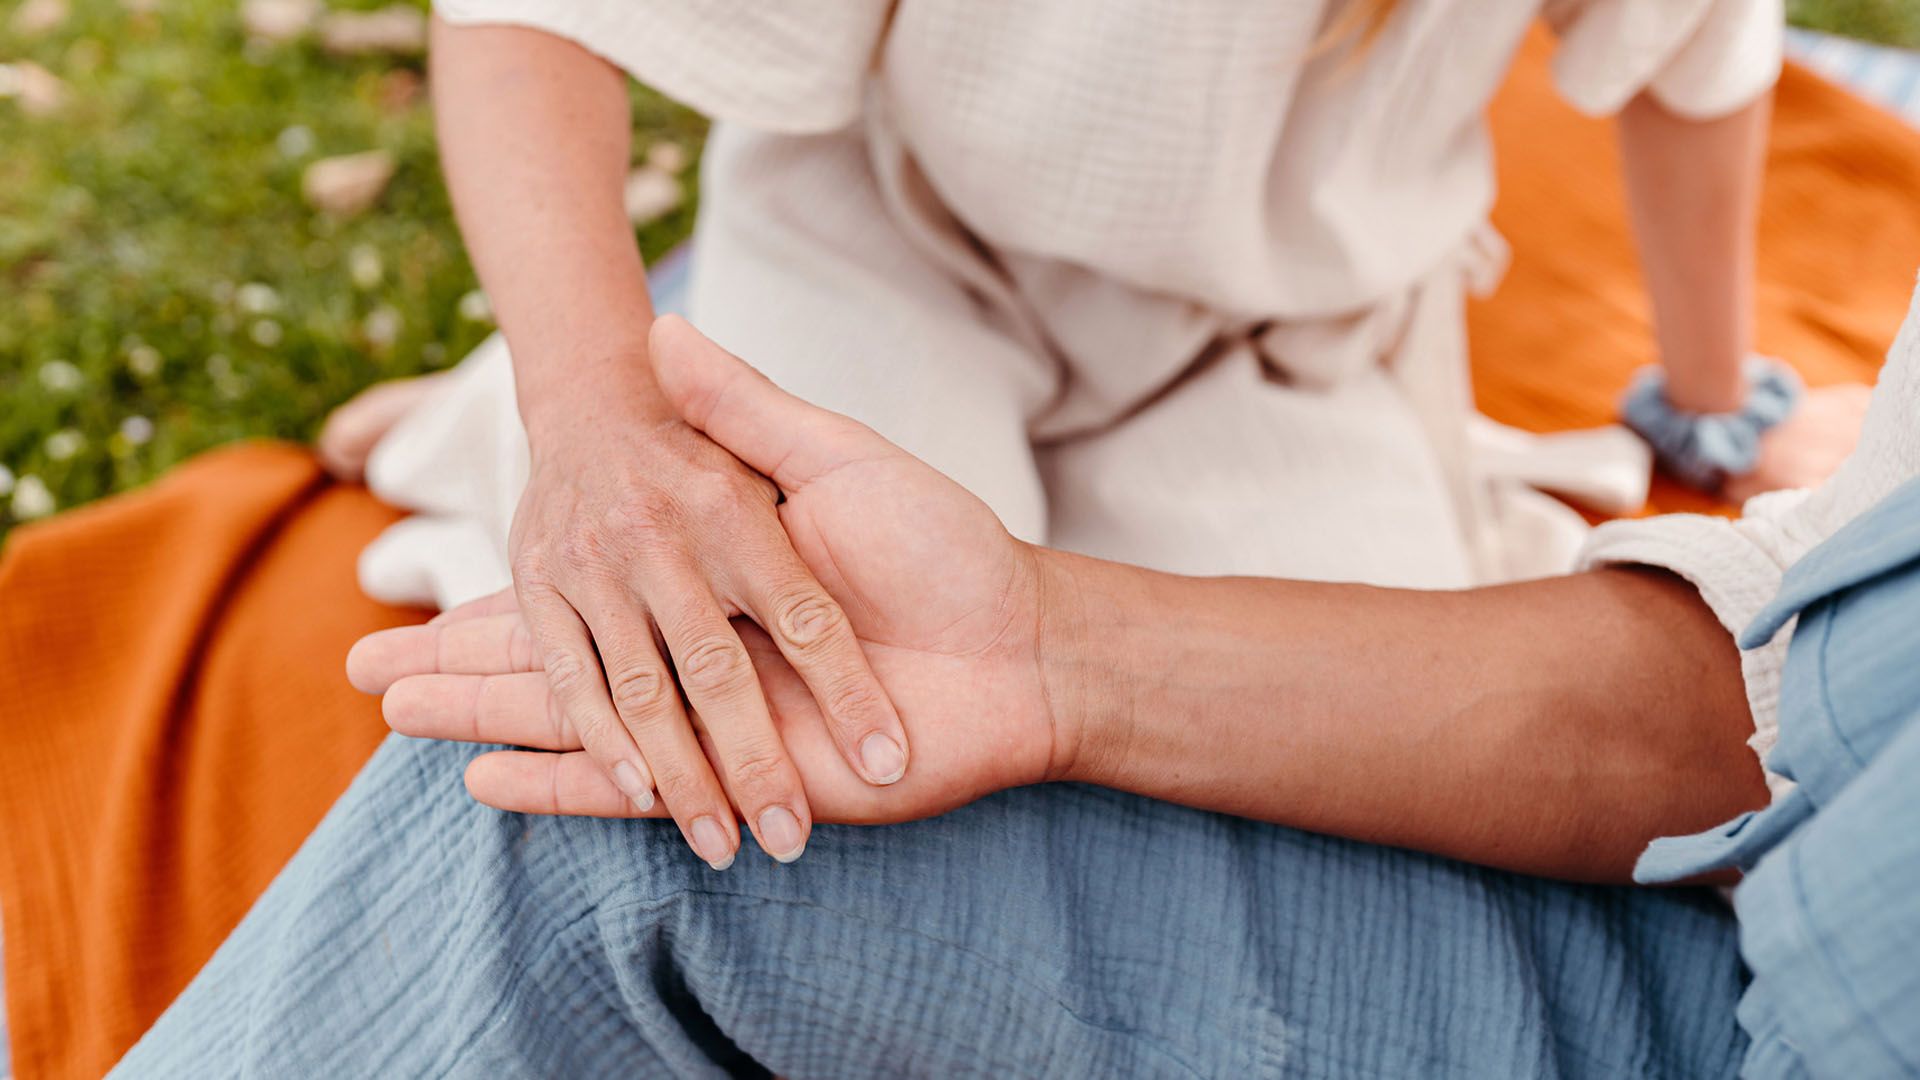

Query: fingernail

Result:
[611,761,654,812]
[860,733,906,784]
[757,806,806,863]
[690,815,735,871]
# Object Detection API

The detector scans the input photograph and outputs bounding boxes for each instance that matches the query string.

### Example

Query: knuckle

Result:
[773,591,846,651]
[598,501,645,540]
[510,549,557,590]
[823,679,886,728]
[542,651,593,696]
[608,665,673,717]
[725,744,791,797]
[571,709,619,751]
[646,756,703,800]
[676,635,752,694]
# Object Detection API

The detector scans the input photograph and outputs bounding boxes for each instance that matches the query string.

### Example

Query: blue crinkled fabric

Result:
[1636,475,1920,1078]
[114,732,1748,1077]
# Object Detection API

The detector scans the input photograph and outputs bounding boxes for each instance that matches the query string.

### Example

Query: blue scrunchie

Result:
[1620,356,1803,491]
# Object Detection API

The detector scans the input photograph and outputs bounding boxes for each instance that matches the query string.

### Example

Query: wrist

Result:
[515,340,672,446]
[1660,359,1746,415]
[1622,355,1802,491]
[1031,546,1136,787]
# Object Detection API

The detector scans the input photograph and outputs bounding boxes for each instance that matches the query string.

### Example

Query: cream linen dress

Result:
[358,1,1781,600]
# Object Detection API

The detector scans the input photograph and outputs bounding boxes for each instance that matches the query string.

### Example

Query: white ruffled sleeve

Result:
[1543,0,1784,119]
[1579,275,1920,797]
[432,0,892,133]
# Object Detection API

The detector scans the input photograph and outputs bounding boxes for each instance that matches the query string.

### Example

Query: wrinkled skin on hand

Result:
[350,317,1068,828]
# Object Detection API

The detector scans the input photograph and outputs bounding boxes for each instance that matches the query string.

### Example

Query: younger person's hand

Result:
[349,318,1073,835]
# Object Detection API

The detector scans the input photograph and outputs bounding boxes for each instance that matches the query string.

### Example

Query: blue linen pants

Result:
[112,731,1745,1078]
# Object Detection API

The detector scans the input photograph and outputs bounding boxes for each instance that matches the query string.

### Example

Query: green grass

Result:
[1792,0,1920,47]
[0,0,702,529]
[0,2,1912,531]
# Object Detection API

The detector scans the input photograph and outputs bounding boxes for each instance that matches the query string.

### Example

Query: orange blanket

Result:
[1,33,1915,1080]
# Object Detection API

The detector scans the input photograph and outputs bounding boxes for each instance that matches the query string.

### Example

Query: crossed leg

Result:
[116,731,1745,1078]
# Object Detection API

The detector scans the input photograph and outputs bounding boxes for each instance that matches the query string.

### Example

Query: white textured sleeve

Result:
[1543,0,1784,120]
[432,0,892,133]
[1580,274,1920,797]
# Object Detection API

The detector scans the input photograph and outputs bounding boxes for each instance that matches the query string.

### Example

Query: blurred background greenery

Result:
[1794,0,1920,44]
[0,0,1913,531]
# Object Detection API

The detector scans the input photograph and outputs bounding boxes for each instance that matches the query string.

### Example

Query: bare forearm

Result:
[1040,554,1768,882]
[1619,91,1771,412]
[430,18,661,433]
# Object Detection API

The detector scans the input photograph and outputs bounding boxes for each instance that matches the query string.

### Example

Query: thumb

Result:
[649,315,891,491]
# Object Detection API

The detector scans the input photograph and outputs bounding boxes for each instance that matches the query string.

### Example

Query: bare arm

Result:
[1617,89,1871,498]
[362,319,1771,883]
[1044,556,1768,883]
[1618,91,1770,413]
[431,19,658,420]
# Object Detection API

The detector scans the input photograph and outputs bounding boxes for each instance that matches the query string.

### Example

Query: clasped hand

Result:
[347,317,1070,866]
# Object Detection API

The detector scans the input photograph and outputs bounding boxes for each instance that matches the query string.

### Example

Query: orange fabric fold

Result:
[2,28,1919,1080]
[0,444,423,1079]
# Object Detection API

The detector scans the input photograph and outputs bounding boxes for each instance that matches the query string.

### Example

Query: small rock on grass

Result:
[11,475,55,521]
[318,5,427,56]
[645,141,688,175]
[0,61,67,117]
[241,0,320,43]
[624,165,683,226]
[10,0,69,38]
[303,149,396,218]
[377,68,424,113]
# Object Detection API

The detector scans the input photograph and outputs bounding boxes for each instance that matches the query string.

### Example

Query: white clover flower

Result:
[0,464,14,497]
[119,415,155,446]
[37,359,83,393]
[10,475,54,520]
[364,305,402,348]
[457,289,493,323]
[250,318,284,347]
[235,281,281,315]
[127,343,163,378]
[276,124,316,159]
[44,428,84,461]
[348,244,383,290]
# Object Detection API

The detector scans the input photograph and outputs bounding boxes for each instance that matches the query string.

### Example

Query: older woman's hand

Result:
[349,317,1070,833]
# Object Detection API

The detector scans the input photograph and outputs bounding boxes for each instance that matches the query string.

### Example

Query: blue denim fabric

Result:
[114,733,1747,1078]
[1636,475,1920,1078]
